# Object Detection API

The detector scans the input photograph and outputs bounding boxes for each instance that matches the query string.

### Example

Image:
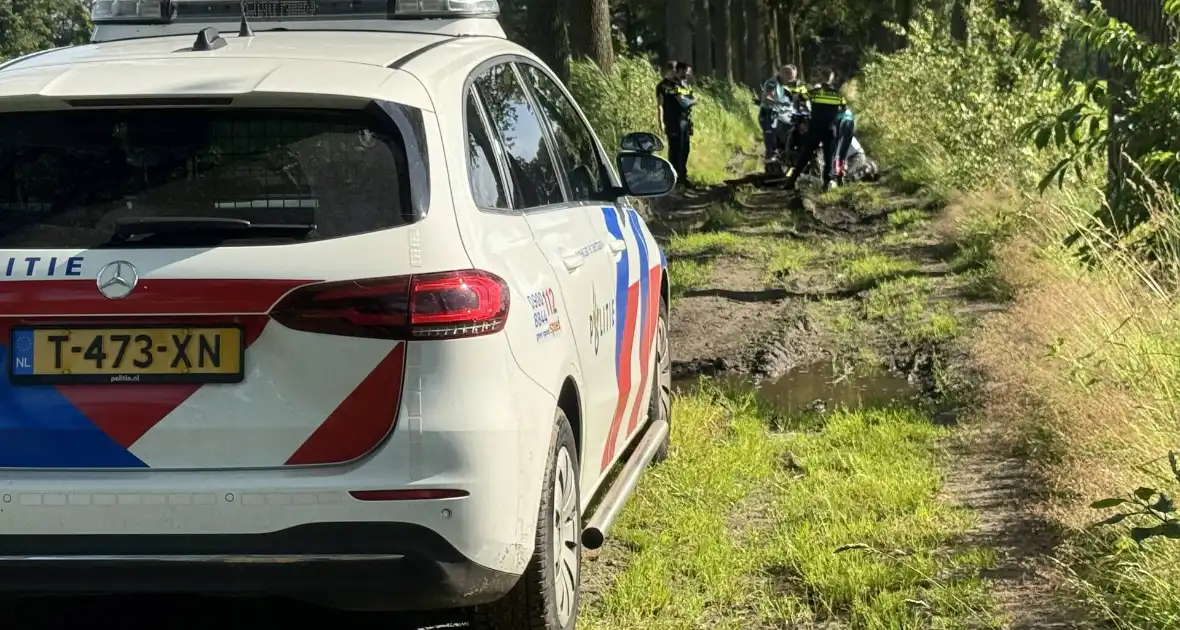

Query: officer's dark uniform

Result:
[786,81,846,188]
[658,76,695,182]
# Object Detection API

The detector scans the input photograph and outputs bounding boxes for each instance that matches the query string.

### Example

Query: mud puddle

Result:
[675,361,921,415]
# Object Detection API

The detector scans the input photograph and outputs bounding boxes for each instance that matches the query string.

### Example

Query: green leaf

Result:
[1135,487,1158,502]
[1168,451,1179,482]
[1090,497,1128,509]
[1034,126,1052,150]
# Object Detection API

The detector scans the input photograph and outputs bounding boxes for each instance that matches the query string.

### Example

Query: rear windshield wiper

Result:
[107,217,317,247]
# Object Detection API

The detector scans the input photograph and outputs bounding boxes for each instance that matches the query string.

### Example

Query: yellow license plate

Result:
[9,327,244,385]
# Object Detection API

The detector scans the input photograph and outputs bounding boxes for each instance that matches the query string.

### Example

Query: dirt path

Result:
[605,176,1103,629]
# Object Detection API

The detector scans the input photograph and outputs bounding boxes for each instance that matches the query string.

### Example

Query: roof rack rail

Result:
[90,0,505,43]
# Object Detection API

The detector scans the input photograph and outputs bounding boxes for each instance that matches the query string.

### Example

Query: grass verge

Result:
[579,386,998,629]
[961,187,1180,627]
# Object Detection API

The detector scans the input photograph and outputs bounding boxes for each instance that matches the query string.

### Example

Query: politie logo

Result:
[589,286,616,355]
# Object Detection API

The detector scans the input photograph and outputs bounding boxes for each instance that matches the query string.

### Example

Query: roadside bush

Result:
[852,5,1068,199]
[1017,3,1180,249]
[570,55,759,186]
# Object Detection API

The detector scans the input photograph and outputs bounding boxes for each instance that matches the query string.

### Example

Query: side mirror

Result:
[616,152,676,197]
[620,131,663,154]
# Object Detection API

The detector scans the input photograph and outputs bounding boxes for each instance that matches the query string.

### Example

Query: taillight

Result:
[269,270,509,340]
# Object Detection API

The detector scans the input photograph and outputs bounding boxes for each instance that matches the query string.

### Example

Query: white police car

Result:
[0,1,675,627]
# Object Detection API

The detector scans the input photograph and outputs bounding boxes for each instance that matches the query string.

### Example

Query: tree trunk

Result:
[730,0,746,84]
[527,0,570,83]
[713,0,733,81]
[897,0,914,48]
[951,0,971,44]
[744,0,767,86]
[693,0,714,76]
[1101,0,1169,209]
[588,0,613,73]
[767,2,780,69]
[781,3,801,76]
[569,0,614,72]
[666,0,693,62]
[1017,0,1045,36]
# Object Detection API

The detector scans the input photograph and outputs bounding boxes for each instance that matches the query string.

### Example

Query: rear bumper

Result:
[0,522,519,610]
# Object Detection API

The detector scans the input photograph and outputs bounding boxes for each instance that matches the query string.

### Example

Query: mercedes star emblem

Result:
[95,260,139,300]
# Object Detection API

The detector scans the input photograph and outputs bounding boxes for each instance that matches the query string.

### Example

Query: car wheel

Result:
[648,297,672,464]
[469,408,581,630]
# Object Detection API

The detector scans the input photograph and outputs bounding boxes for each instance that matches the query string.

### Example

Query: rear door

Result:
[511,61,656,486]
[0,103,452,470]
[472,61,619,490]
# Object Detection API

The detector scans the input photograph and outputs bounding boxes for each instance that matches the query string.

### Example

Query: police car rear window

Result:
[0,107,416,248]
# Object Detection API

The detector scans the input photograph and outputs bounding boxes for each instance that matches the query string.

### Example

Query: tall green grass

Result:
[579,386,997,629]
[570,56,759,185]
[854,2,1180,627]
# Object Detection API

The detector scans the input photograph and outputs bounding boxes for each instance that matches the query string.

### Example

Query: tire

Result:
[469,409,581,630]
[647,297,672,464]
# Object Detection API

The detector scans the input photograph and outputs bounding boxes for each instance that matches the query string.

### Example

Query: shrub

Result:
[852,5,1069,199]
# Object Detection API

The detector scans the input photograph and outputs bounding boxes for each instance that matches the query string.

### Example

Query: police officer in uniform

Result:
[785,67,846,191]
[657,61,696,185]
[655,60,678,128]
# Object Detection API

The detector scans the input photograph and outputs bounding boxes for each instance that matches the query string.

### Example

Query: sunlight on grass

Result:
[578,387,998,629]
[889,209,927,230]
[702,203,745,230]
[838,253,919,291]
[820,182,892,214]
[863,276,961,344]
[668,259,714,297]
[766,240,813,280]
[667,231,747,257]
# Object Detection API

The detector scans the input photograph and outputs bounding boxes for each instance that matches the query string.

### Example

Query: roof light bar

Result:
[392,0,499,17]
[91,0,168,23]
[89,0,500,24]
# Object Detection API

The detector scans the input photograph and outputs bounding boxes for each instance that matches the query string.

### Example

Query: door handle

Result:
[608,238,627,254]
[561,253,585,271]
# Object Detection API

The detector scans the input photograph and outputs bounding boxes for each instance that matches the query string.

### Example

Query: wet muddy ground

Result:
[655,177,1001,405]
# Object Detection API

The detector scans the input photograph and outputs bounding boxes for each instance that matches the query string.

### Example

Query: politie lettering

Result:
[2,256,84,277]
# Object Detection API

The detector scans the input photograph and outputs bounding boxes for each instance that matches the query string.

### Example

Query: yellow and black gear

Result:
[805,83,846,128]
[784,80,809,105]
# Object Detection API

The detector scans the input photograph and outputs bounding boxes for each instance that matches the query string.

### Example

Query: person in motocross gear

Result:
[785,67,846,191]
[759,65,808,164]
[834,108,857,179]
[841,136,880,182]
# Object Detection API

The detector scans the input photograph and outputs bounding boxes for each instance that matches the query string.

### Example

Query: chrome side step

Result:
[580,419,669,550]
